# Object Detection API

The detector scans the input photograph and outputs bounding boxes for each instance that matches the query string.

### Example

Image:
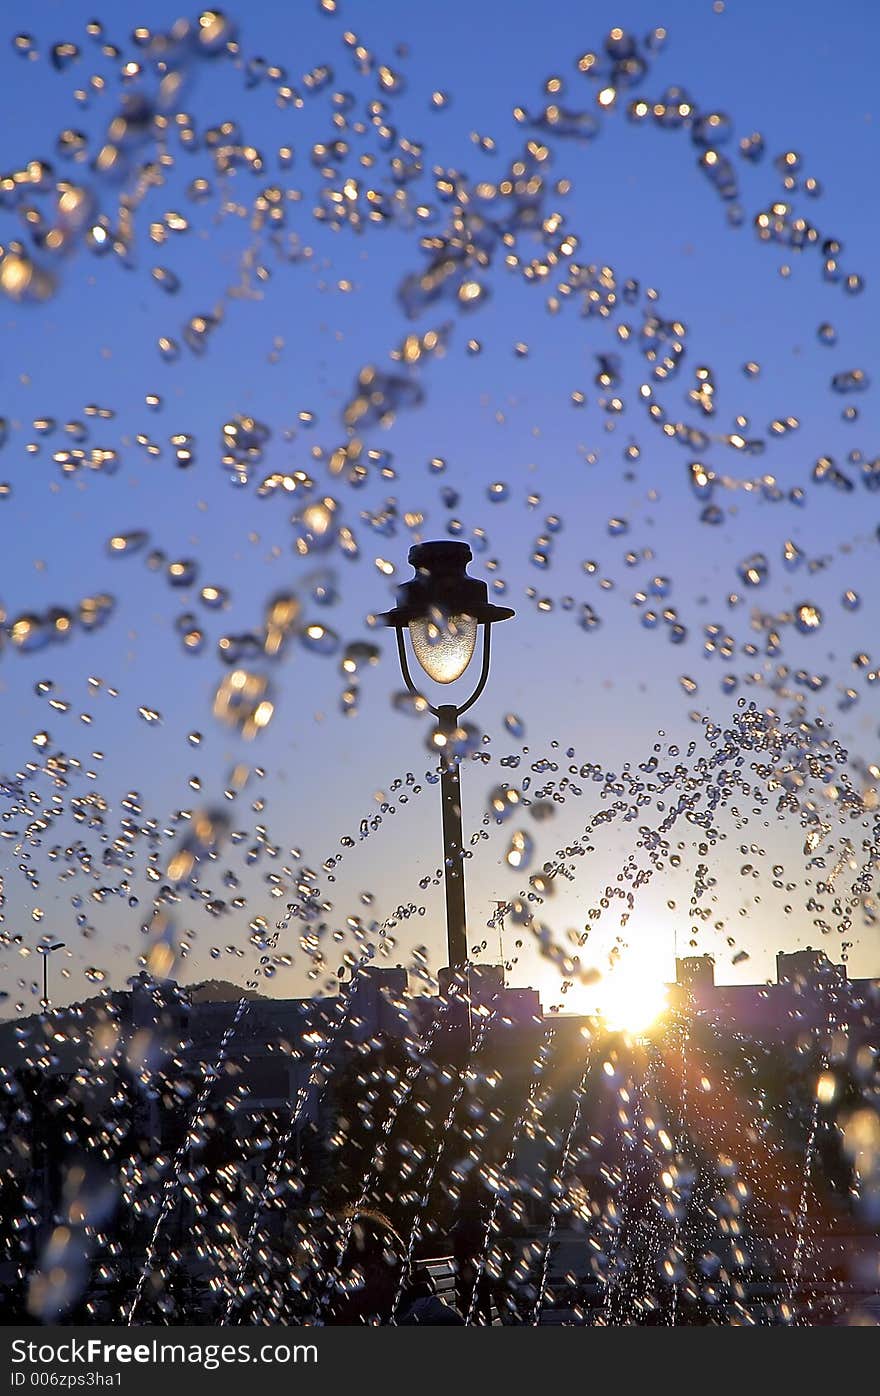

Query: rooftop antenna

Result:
[493,900,507,986]
[37,941,65,1008]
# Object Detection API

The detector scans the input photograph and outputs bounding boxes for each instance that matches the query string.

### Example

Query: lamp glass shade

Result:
[409,612,477,684]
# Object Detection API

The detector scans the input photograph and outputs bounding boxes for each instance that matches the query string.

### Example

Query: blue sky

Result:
[1,0,878,1015]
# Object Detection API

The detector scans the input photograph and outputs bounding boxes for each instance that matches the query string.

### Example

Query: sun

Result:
[594,962,669,1036]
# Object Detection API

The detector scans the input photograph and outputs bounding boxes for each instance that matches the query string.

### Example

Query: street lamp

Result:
[37,940,65,1007]
[378,541,513,970]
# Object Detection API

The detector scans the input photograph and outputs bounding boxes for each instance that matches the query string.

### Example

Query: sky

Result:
[1,0,879,1018]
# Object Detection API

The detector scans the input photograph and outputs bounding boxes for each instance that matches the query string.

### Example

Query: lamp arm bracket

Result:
[457,623,492,716]
[396,627,442,719]
[396,621,492,721]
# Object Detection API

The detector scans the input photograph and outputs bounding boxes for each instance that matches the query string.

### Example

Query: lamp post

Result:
[38,940,65,1007]
[378,542,513,970]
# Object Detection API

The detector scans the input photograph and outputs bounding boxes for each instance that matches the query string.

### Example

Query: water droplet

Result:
[505,829,534,869]
[738,553,769,587]
[794,602,823,633]
[301,623,340,656]
[107,531,148,557]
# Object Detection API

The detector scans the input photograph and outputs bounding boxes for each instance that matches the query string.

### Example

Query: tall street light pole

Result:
[378,542,513,971]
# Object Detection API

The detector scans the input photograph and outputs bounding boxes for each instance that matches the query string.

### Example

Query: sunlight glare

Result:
[595,964,669,1035]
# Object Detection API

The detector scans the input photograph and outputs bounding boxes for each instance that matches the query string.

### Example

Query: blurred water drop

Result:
[738,553,769,587]
[505,829,534,870]
[794,602,823,634]
[301,623,340,656]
